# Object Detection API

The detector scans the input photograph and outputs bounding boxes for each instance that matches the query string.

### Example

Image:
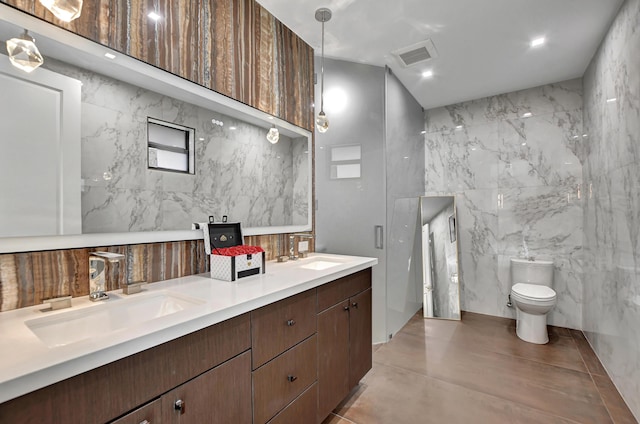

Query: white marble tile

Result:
[455,189,499,256]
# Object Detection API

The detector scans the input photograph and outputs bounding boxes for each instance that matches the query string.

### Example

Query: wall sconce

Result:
[6,30,44,73]
[315,7,332,133]
[266,125,280,144]
[39,0,83,22]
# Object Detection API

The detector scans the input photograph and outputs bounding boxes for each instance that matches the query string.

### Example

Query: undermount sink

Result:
[26,291,205,348]
[298,256,347,271]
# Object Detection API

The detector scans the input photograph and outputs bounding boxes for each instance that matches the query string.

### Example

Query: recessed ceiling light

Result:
[530,37,546,48]
[422,70,434,78]
[606,97,617,103]
[522,112,533,118]
[148,11,161,21]
[229,126,237,130]
[104,52,116,60]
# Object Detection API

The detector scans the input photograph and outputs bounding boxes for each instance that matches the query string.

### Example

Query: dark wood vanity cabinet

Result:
[317,269,373,423]
[0,268,373,424]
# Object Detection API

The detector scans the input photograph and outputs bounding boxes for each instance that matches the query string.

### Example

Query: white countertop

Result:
[0,253,377,404]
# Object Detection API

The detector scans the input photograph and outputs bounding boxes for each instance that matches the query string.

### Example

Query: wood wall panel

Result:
[1,0,314,129]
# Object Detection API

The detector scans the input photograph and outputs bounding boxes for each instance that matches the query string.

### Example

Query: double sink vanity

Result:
[0,253,376,423]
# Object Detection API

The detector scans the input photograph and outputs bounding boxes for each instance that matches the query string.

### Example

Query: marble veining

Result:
[41,58,308,233]
[424,79,584,329]
[582,0,640,417]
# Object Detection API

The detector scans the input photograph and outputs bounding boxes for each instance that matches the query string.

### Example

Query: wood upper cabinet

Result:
[317,269,373,423]
[161,351,252,424]
[3,0,315,130]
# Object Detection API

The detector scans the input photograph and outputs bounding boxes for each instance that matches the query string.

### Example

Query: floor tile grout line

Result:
[369,360,587,424]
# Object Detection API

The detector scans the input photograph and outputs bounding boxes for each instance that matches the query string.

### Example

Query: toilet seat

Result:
[511,283,556,302]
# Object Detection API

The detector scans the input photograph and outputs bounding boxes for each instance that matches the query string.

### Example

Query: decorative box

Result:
[204,223,265,281]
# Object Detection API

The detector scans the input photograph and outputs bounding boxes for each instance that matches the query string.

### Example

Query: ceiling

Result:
[256,0,624,110]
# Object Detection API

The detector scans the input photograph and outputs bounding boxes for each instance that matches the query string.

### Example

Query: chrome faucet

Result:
[89,251,125,301]
[289,233,314,260]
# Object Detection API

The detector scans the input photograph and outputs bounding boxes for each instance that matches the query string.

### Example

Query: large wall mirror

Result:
[0,6,312,253]
[419,196,461,320]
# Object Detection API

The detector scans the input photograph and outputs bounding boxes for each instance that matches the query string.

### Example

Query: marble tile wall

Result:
[582,0,640,417]
[424,79,584,329]
[41,59,307,233]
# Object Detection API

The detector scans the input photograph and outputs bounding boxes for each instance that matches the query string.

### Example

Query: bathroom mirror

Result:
[419,196,461,320]
[0,6,312,253]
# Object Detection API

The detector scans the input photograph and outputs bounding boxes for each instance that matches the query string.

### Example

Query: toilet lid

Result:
[512,283,556,301]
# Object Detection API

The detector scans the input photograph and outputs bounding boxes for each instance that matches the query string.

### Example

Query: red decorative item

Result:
[213,245,264,257]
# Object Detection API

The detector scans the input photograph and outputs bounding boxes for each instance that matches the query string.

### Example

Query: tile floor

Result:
[322,311,637,424]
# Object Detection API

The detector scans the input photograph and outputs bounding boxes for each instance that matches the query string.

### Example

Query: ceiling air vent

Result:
[392,39,438,68]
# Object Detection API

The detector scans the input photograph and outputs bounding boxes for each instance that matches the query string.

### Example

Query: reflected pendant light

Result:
[266,125,280,144]
[315,7,332,133]
[6,30,44,73]
[39,0,83,22]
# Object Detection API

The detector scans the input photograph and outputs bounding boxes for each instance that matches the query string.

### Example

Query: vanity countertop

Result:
[0,253,377,404]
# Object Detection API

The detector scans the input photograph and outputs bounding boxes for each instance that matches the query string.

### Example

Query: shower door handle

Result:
[375,225,384,249]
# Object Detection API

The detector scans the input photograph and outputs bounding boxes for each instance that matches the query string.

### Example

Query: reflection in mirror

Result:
[419,196,461,320]
[0,7,311,251]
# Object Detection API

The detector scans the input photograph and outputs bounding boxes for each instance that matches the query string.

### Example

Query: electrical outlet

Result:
[298,241,309,252]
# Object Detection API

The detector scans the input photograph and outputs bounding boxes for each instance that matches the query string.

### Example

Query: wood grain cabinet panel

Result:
[251,289,317,369]
[162,351,252,424]
[267,382,317,424]
[349,288,372,389]
[252,335,318,424]
[2,0,314,130]
[110,398,162,424]
[317,269,372,312]
[317,300,350,422]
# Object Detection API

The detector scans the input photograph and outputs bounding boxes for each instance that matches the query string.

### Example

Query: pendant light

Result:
[266,125,280,144]
[6,30,44,73]
[39,0,83,22]
[315,7,332,133]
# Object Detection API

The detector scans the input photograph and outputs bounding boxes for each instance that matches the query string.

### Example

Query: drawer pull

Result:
[287,375,298,382]
[286,319,296,326]
[139,421,150,424]
[174,399,185,414]
[352,302,358,309]
[344,306,350,311]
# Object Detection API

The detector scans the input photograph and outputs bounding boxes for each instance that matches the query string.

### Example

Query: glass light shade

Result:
[6,32,44,73]
[316,111,329,133]
[266,126,280,144]
[39,0,83,22]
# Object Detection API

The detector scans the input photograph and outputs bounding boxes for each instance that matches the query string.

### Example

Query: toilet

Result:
[510,258,556,344]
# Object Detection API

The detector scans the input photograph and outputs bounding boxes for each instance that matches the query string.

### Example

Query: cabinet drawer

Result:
[110,398,161,424]
[253,334,318,424]
[267,382,317,424]
[251,289,317,369]
[317,268,371,312]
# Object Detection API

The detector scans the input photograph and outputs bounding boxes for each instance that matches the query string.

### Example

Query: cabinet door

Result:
[162,351,251,424]
[317,300,350,422]
[349,288,373,389]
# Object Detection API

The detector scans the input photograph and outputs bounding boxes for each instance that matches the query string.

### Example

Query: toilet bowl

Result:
[510,258,556,344]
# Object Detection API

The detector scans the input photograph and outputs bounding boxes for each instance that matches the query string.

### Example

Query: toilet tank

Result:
[510,258,554,286]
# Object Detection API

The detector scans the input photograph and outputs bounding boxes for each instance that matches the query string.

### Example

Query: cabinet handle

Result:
[344,306,350,311]
[287,375,298,382]
[352,302,358,309]
[174,399,185,414]
[139,421,150,424]
[286,319,295,326]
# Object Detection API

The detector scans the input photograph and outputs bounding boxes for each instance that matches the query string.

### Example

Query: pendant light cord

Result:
[320,19,325,113]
